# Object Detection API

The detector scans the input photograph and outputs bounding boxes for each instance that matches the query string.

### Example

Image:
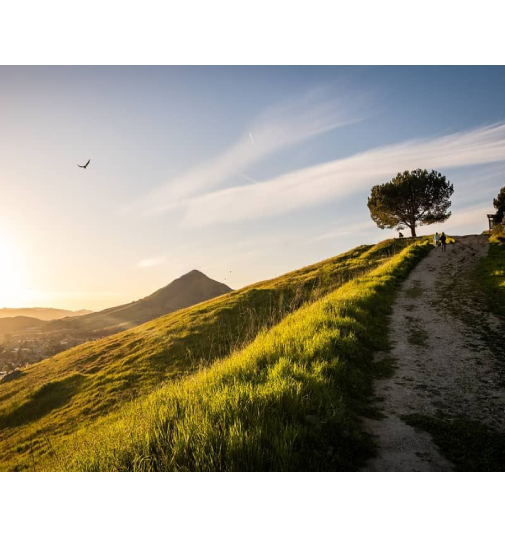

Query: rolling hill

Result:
[0,238,431,471]
[0,308,92,321]
[0,316,45,337]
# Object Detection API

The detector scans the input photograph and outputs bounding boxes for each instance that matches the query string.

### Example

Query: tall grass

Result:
[54,239,431,471]
[0,239,414,470]
[476,225,505,319]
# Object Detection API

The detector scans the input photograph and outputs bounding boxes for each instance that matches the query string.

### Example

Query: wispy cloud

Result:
[138,258,164,268]
[237,171,258,185]
[181,122,505,227]
[430,203,494,232]
[134,86,369,214]
[307,220,379,243]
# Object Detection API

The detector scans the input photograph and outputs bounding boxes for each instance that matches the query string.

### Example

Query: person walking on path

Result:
[440,232,447,251]
[434,232,440,248]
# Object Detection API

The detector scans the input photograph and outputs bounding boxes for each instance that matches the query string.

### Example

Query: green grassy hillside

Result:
[0,238,426,471]
[477,225,505,319]
[61,240,432,471]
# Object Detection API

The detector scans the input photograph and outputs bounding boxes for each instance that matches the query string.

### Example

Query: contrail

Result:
[238,172,258,185]
[249,131,255,145]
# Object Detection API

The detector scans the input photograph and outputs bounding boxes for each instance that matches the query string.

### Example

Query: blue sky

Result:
[1,66,504,310]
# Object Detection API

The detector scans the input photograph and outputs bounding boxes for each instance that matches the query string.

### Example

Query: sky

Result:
[1,66,504,310]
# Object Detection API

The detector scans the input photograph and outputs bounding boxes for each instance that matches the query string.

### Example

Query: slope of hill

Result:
[65,240,432,471]
[0,238,427,471]
[0,316,45,336]
[45,270,232,334]
[0,308,92,321]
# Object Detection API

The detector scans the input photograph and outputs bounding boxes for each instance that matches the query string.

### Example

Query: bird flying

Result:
[78,159,91,169]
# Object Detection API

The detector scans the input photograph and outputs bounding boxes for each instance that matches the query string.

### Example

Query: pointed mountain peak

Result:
[184,269,206,278]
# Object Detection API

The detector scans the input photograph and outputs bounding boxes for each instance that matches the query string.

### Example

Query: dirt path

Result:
[365,235,505,471]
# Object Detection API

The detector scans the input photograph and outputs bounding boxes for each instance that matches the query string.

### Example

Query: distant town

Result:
[0,329,104,377]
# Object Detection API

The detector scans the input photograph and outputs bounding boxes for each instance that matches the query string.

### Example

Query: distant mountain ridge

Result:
[45,270,232,334]
[0,316,45,336]
[0,308,92,321]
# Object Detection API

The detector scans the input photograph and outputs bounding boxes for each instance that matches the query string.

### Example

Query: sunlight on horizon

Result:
[0,231,30,308]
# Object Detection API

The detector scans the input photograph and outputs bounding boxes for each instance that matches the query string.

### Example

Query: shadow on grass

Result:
[0,373,86,430]
[403,413,505,471]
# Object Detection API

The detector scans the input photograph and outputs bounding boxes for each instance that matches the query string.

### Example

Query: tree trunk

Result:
[410,225,417,237]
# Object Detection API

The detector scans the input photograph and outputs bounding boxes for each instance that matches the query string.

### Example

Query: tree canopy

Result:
[493,185,505,224]
[367,169,454,237]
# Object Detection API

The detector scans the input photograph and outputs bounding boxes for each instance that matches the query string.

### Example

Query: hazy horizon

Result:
[1,66,504,310]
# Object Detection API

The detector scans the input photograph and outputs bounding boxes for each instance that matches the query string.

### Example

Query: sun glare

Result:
[0,232,28,307]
